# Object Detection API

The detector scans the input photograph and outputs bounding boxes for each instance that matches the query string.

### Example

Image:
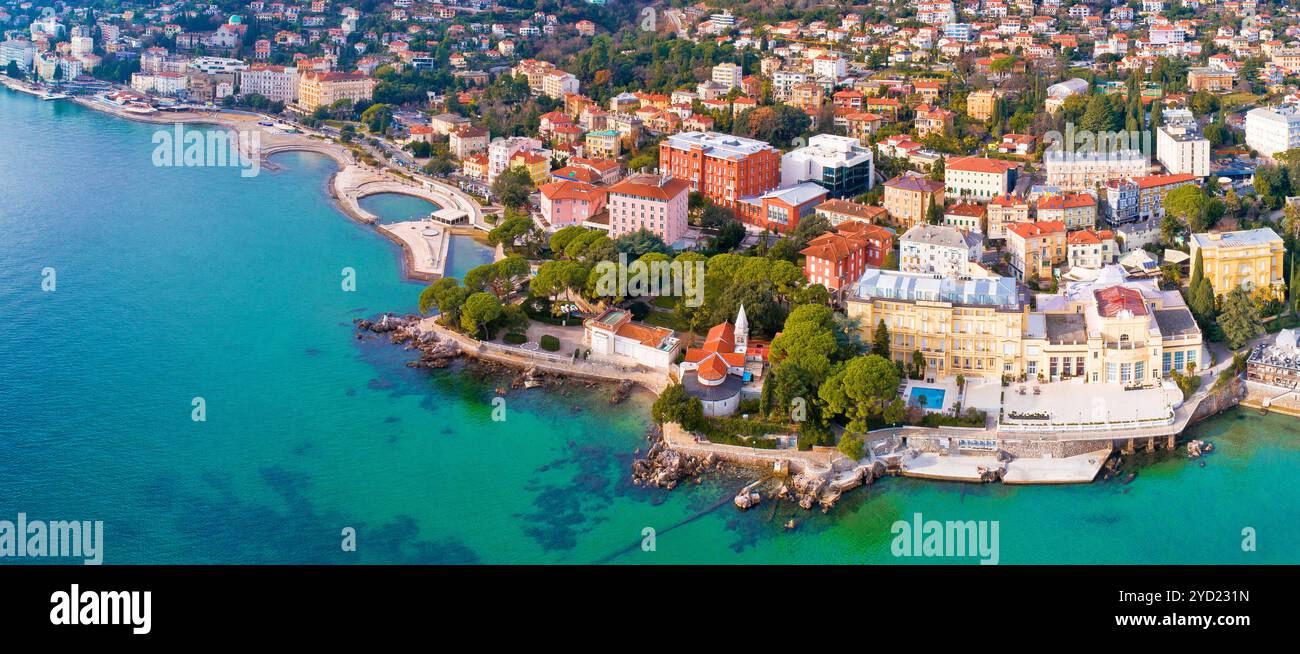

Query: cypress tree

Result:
[873,319,891,358]
[1191,249,1204,288]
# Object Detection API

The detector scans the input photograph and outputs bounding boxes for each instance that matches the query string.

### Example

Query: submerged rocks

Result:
[609,380,634,405]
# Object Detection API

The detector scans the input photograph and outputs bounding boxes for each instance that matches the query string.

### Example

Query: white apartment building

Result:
[70,35,94,58]
[487,136,543,185]
[1156,109,1210,178]
[811,54,846,79]
[540,70,579,99]
[239,65,300,103]
[711,62,743,90]
[943,156,1018,201]
[772,70,809,101]
[899,223,983,278]
[0,39,38,71]
[1245,105,1300,159]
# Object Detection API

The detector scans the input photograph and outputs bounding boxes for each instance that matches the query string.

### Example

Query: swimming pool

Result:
[908,386,946,410]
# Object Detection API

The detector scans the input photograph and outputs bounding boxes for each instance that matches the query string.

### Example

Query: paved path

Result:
[417,317,672,393]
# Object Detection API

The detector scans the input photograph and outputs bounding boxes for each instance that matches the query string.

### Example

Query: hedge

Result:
[503,332,527,345]
[539,335,561,352]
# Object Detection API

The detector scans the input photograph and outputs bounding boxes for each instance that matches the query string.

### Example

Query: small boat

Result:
[1123,472,1137,485]
[41,92,70,101]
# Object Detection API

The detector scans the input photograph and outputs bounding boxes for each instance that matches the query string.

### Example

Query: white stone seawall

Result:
[416,317,672,394]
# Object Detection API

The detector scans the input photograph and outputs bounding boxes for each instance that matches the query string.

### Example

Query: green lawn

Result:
[642,310,685,331]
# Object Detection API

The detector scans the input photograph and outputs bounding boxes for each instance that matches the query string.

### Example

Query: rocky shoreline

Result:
[355,312,648,406]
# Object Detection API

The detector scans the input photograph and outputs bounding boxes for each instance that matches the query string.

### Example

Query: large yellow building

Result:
[1189,228,1285,298]
[846,266,1203,384]
[297,71,376,112]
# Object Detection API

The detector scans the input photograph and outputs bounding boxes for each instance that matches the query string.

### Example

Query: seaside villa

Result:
[583,308,680,371]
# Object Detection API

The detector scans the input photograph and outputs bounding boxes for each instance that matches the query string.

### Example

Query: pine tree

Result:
[1219,287,1264,349]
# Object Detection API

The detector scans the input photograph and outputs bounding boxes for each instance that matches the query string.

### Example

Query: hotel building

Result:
[1244,105,1300,159]
[239,65,299,103]
[1189,228,1286,298]
[658,131,782,210]
[847,266,1203,384]
[846,270,1027,379]
[296,71,375,112]
[605,174,691,245]
[1043,149,1151,191]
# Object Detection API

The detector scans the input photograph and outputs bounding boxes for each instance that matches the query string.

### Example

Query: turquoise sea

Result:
[1,89,1296,564]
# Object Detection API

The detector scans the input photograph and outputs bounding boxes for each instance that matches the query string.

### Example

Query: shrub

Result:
[629,301,651,321]
[539,334,561,352]
[503,332,527,345]
[838,433,865,460]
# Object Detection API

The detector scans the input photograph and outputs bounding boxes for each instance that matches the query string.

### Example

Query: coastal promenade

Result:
[416,317,672,393]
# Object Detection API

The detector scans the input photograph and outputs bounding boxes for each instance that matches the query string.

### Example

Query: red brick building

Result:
[658,131,782,210]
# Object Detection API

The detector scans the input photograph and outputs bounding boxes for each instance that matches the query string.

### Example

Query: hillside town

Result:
[8,0,1300,489]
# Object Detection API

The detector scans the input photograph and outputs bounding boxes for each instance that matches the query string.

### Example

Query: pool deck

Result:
[904,378,960,413]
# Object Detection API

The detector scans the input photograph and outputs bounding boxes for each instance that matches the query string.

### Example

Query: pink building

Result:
[537,180,607,229]
[605,174,691,245]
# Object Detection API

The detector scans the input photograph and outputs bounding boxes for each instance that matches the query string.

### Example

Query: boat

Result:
[40,92,70,101]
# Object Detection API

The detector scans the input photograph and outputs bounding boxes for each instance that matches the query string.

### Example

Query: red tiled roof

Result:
[1067,228,1114,245]
[1094,286,1147,317]
[1036,193,1097,210]
[607,174,689,201]
[702,322,736,352]
[1134,173,1197,189]
[1006,220,1066,238]
[945,156,1019,174]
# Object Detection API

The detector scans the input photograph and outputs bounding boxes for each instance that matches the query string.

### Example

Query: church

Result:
[677,305,755,417]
